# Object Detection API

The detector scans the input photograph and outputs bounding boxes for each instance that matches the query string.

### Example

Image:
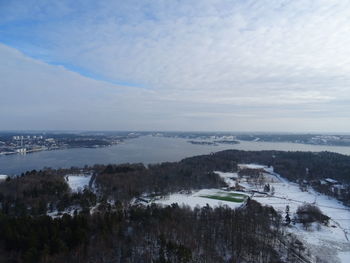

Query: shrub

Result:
[296,204,329,226]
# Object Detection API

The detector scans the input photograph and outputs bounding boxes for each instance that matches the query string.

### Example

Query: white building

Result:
[16,148,27,154]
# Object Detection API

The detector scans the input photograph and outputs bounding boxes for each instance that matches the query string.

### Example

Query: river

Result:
[1,135,350,175]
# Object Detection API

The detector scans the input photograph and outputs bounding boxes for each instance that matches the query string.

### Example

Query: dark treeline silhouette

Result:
[0,200,305,263]
[0,170,69,216]
[96,162,226,201]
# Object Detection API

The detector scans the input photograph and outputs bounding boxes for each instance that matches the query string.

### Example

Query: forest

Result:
[0,199,308,263]
[1,149,349,262]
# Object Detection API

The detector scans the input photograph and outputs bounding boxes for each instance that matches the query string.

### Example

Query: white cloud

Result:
[1,0,350,131]
[0,44,158,130]
[24,1,350,100]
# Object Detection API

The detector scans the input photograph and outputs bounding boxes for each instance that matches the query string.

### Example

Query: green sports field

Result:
[200,192,248,203]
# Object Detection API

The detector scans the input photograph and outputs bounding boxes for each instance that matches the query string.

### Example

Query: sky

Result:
[1,0,350,132]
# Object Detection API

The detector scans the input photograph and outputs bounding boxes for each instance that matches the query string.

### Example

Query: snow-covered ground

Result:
[126,163,350,262]
[47,205,80,218]
[238,163,267,170]
[338,251,350,263]
[154,188,248,209]
[66,174,91,192]
[221,164,350,263]
[214,171,238,187]
[0,174,8,180]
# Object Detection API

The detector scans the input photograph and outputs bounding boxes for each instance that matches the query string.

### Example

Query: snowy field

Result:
[66,174,91,192]
[220,164,350,263]
[154,188,248,209]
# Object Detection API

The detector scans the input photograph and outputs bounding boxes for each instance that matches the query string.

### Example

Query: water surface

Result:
[1,135,350,175]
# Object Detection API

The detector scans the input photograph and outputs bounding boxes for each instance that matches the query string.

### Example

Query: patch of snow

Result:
[238,163,275,174]
[66,174,91,192]
[320,180,327,185]
[47,205,81,218]
[214,171,238,187]
[238,163,267,170]
[0,174,8,180]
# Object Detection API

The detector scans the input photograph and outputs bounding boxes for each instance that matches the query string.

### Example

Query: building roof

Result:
[324,178,338,184]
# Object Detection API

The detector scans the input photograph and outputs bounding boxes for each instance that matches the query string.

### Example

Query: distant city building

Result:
[16,148,27,154]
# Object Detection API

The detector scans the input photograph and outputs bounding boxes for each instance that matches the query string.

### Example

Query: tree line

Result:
[0,200,306,263]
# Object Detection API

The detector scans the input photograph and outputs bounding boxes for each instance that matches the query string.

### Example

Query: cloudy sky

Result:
[1,0,350,132]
